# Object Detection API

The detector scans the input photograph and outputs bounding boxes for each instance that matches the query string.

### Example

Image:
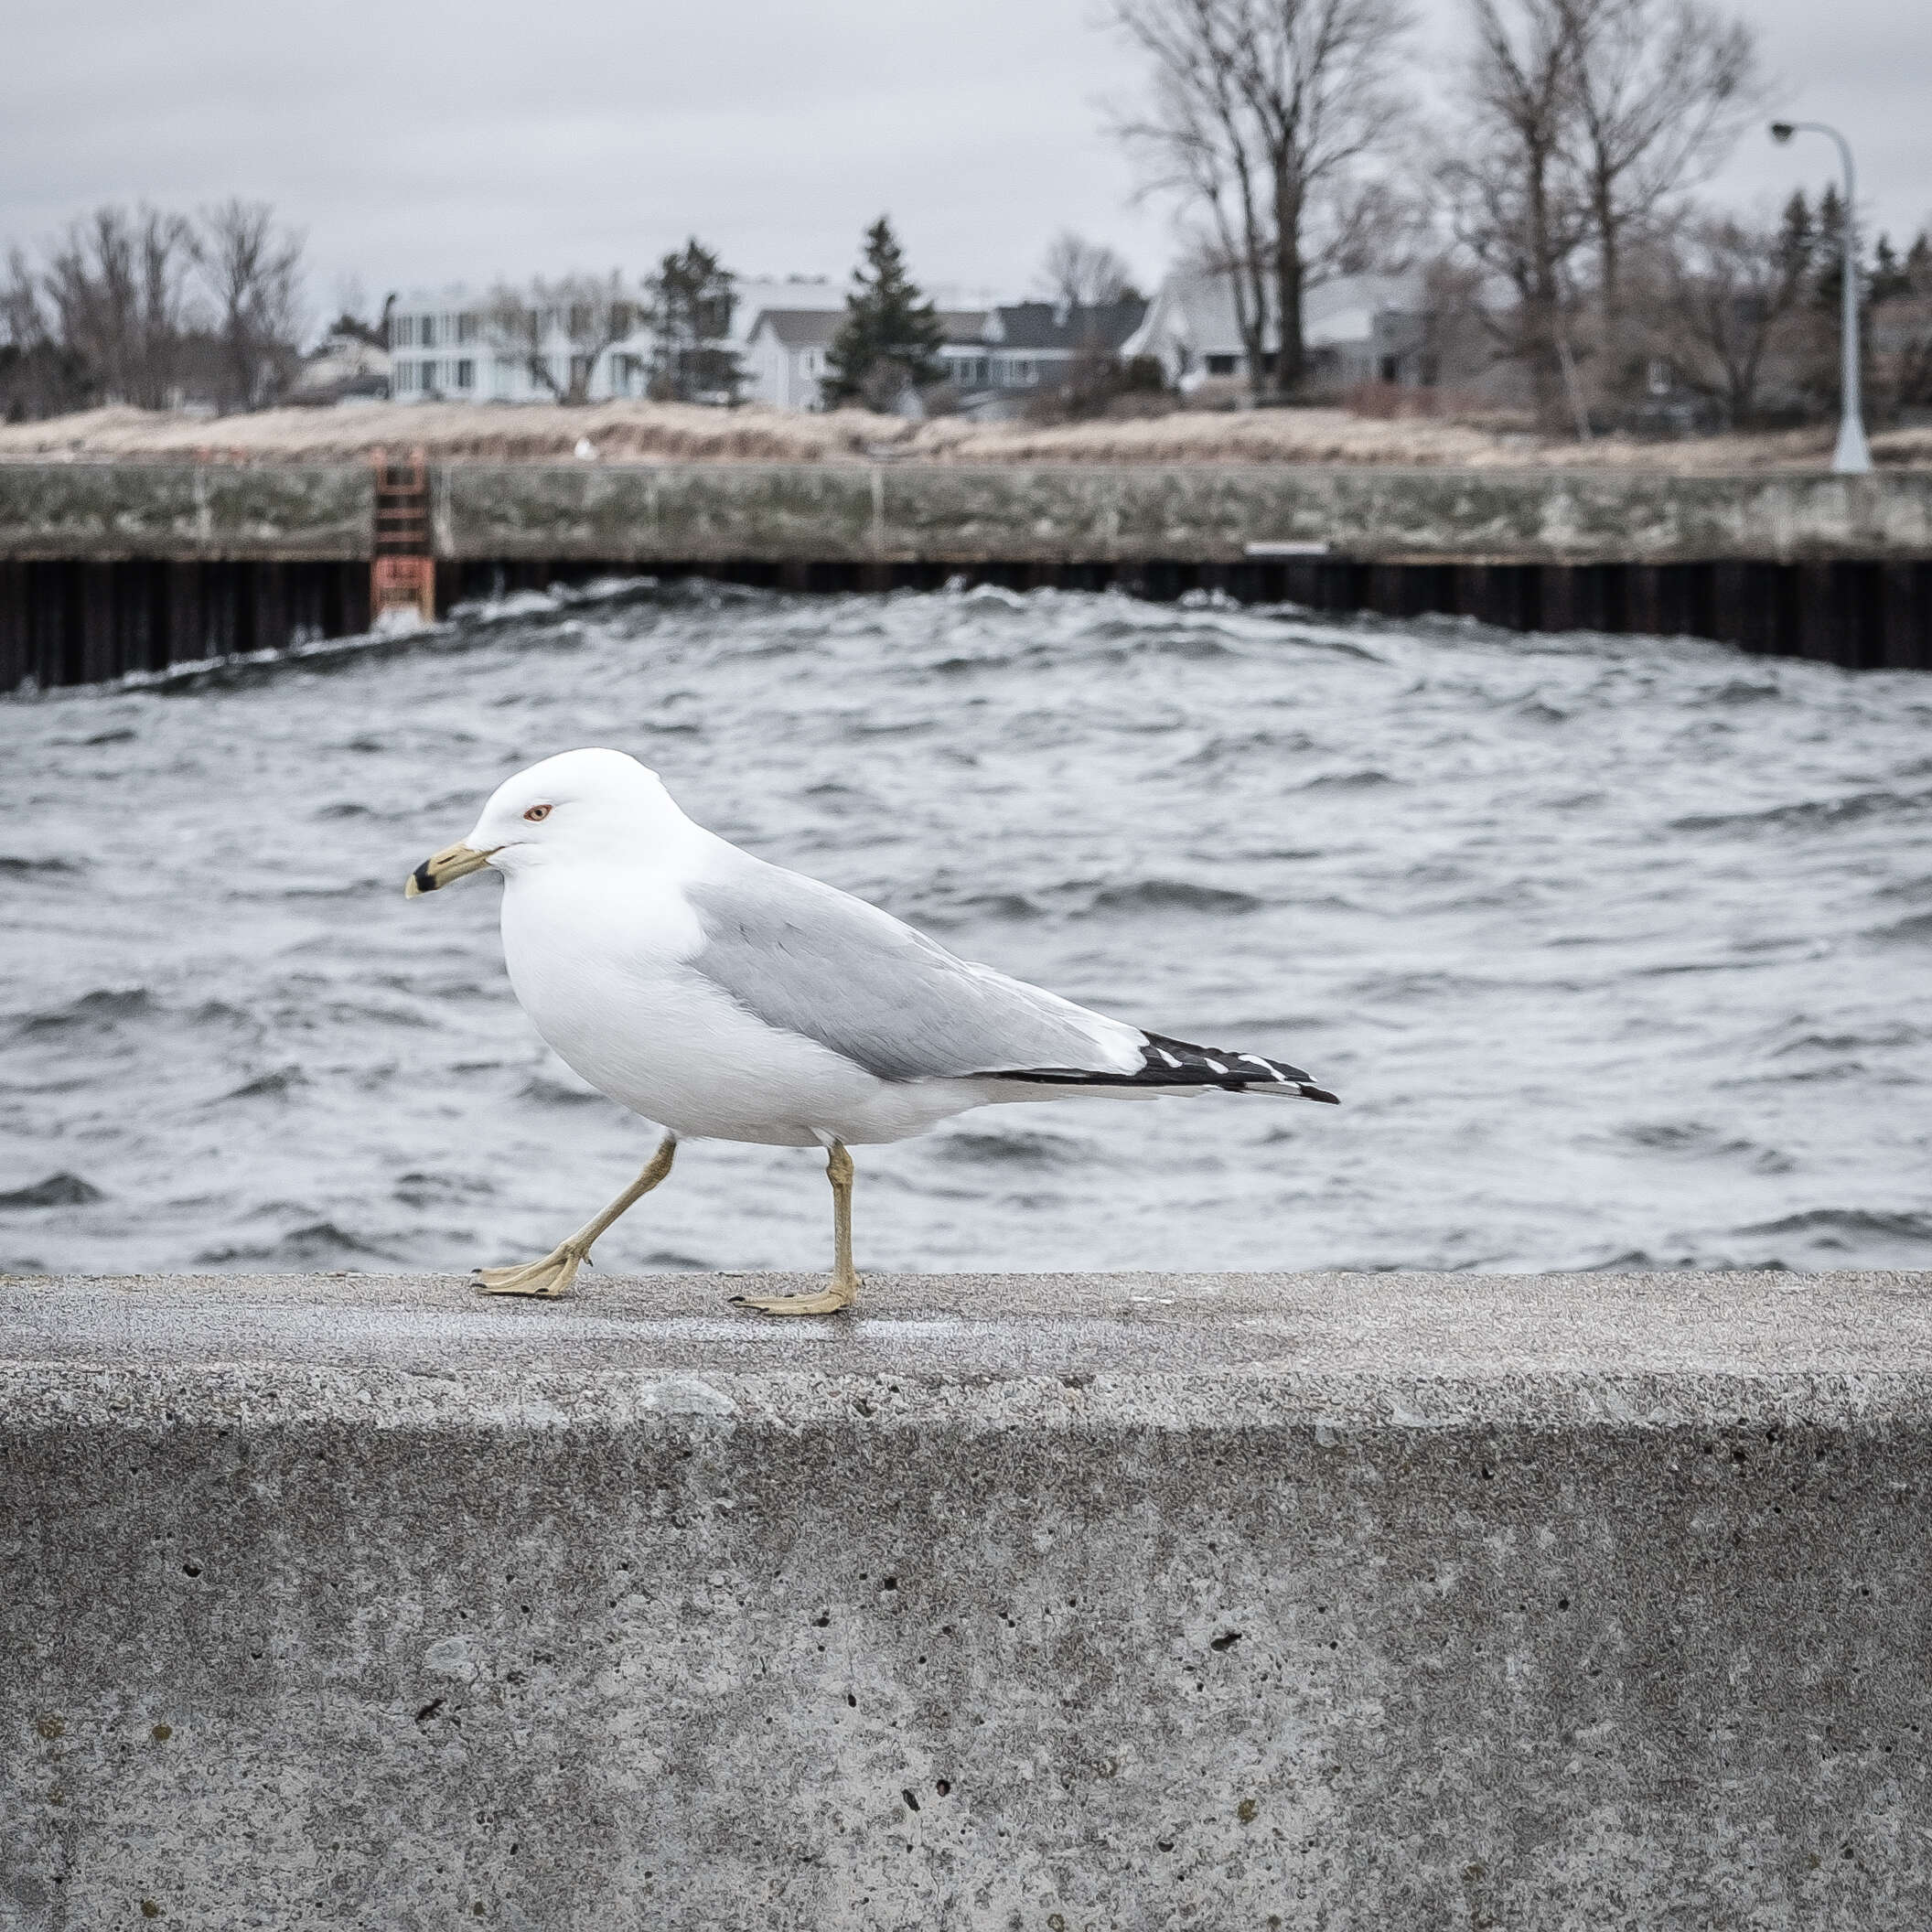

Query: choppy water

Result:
[3,578,1929,1280]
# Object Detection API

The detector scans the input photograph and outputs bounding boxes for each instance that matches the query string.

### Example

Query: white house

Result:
[1121,270,1433,392]
[386,275,852,406]
[385,285,654,403]
[743,310,842,410]
[744,301,1149,415]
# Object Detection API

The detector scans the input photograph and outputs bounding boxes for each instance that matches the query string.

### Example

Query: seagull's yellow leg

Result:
[476,1133,677,1299]
[731,1140,860,1317]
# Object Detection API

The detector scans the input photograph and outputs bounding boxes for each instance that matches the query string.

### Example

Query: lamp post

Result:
[1771,120,1872,475]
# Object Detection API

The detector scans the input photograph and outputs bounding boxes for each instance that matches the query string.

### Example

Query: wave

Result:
[0,1171,103,1208]
[1771,1025,1925,1057]
[1171,730,1321,769]
[1733,1208,1932,1249]
[930,1130,1096,1171]
[392,1171,495,1208]
[909,889,1047,928]
[1670,789,1932,835]
[1087,879,1265,916]
[1866,912,1932,946]
[0,854,82,876]
[220,1067,308,1100]
[1617,1121,1794,1173]
[520,1076,615,1108]
[16,987,153,1035]
[1293,769,1398,793]
[194,1220,401,1266]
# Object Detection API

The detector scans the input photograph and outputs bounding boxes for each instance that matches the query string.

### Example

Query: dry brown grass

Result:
[0,398,1921,471]
[0,400,912,465]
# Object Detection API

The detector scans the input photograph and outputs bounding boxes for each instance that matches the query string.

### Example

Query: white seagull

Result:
[406,747,1336,1315]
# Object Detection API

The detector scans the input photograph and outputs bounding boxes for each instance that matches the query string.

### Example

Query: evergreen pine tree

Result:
[1812,184,1849,312]
[1871,233,1912,305]
[821,217,945,408]
[646,240,741,403]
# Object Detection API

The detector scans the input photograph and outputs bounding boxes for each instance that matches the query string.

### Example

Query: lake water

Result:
[3,576,1928,1280]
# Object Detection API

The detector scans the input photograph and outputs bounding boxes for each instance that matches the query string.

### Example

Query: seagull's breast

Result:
[494,856,955,1146]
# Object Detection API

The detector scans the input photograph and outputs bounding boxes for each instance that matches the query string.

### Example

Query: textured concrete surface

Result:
[4,1269,1930,1929]
[445,462,1932,564]
[0,464,370,562]
[6,461,1932,564]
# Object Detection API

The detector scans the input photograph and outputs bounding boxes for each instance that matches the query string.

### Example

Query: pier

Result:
[3,460,1931,689]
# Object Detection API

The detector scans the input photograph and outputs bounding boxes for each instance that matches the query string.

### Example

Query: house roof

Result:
[749,308,844,349]
[935,310,989,345]
[986,297,1148,352]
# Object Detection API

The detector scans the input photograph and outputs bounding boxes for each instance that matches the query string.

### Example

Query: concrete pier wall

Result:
[441,461,1932,566]
[5,459,1932,565]
[0,464,370,563]
[4,1268,1929,1929]
[4,463,1930,687]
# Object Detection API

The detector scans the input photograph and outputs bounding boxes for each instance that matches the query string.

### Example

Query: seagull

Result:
[406,747,1336,1315]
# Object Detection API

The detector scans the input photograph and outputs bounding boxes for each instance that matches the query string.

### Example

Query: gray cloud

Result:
[3,0,1926,320]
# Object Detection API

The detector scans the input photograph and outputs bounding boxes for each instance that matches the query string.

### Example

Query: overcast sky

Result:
[4,0,1928,321]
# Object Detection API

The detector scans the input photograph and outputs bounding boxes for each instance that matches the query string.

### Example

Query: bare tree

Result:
[38,206,199,409]
[1112,0,1418,397]
[1038,231,1137,310]
[485,272,633,403]
[1658,198,1817,424]
[0,248,79,419]
[197,199,306,411]
[1,248,52,359]
[1565,0,1762,397]
[1871,230,1932,423]
[1439,0,1594,430]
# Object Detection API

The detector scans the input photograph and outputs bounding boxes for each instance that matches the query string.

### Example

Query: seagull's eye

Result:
[522,804,553,823]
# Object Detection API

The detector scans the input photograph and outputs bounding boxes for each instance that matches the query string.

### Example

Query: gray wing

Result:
[684,853,1141,1082]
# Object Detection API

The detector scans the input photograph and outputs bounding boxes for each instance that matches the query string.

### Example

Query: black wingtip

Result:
[1303,1086,1340,1105]
[410,862,439,895]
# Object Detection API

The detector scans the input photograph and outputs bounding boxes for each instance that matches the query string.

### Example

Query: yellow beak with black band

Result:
[405,842,498,898]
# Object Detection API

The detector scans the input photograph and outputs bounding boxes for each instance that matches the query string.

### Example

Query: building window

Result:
[420,317,437,350]
[392,316,414,349]
[457,313,478,345]
[456,359,475,391]
[1206,353,1239,376]
[393,360,415,392]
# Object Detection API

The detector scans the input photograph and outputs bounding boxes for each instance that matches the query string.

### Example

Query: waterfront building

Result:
[1122,271,1433,393]
[383,286,654,403]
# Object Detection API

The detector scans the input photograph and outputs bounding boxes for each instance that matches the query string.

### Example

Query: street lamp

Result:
[1770,120,1872,475]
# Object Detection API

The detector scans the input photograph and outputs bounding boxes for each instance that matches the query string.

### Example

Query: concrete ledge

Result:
[0,464,370,561]
[7,462,1932,564]
[4,1270,1930,1928]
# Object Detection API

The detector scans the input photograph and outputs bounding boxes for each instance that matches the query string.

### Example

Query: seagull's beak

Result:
[405,842,497,898]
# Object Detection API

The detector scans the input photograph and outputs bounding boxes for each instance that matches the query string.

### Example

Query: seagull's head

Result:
[404,747,679,897]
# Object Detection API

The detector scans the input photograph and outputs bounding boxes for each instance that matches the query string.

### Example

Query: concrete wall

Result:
[442,462,1932,565]
[0,465,369,562]
[5,460,1932,564]
[4,1268,1930,1929]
